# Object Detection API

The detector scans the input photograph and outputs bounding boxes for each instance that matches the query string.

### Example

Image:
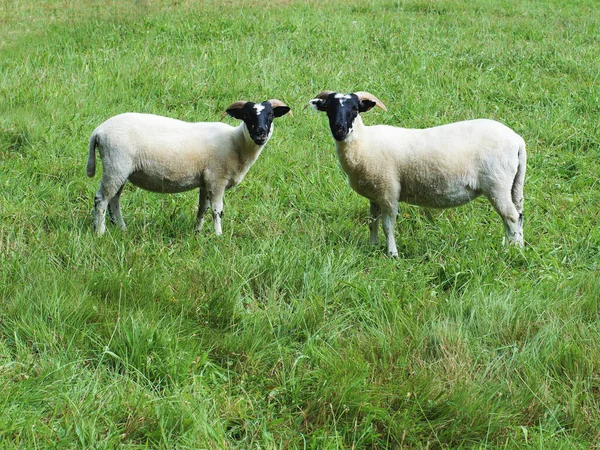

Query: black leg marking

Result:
[108,204,117,224]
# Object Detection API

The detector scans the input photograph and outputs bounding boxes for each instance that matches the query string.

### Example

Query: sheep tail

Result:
[86,131,98,177]
[511,138,527,212]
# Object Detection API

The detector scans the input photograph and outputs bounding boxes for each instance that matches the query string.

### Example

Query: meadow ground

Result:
[1,0,599,447]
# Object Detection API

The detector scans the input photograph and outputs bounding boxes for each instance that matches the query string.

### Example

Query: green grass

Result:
[1,0,599,447]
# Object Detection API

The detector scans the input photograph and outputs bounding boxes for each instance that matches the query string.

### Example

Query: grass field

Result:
[1,0,599,447]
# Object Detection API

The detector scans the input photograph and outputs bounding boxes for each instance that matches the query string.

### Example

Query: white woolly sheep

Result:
[87,99,291,235]
[309,91,526,257]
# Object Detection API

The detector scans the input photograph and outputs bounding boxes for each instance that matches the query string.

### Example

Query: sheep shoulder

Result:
[335,124,401,204]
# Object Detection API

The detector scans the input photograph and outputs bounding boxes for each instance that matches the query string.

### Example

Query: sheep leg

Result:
[93,179,124,235]
[488,193,524,247]
[108,183,127,230]
[381,205,399,257]
[93,154,130,235]
[208,185,226,235]
[195,187,210,232]
[93,191,108,235]
[369,201,381,245]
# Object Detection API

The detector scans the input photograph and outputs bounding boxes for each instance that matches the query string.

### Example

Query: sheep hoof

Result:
[504,236,524,247]
[387,251,399,258]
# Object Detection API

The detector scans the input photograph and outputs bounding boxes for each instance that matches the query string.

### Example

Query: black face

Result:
[227,101,290,145]
[310,93,376,141]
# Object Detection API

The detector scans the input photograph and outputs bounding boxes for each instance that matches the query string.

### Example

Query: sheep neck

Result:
[334,115,365,176]
[236,122,264,163]
[225,122,265,185]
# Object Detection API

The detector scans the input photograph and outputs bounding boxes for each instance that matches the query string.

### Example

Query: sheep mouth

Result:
[331,126,350,141]
[253,137,268,145]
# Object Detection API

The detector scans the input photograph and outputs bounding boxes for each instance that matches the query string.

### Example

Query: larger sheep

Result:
[87,99,291,235]
[309,91,526,257]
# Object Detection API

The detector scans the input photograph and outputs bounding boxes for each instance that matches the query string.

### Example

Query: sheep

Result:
[87,99,291,235]
[309,91,526,257]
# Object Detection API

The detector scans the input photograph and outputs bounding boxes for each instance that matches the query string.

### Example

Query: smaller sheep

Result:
[309,91,526,257]
[87,99,291,235]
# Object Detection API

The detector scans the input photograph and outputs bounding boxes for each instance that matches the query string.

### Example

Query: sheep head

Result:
[224,99,291,146]
[309,91,387,141]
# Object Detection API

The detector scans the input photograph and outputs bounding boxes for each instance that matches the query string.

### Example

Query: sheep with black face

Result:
[310,91,526,257]
[87,99,291,235]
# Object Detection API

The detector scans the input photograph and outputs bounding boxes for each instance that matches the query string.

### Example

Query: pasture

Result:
[1,0,599,447]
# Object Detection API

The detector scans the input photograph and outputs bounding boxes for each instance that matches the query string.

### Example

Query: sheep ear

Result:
[224,101,247,120]
[309,99,327,112]
[308,90,334,112]
[274,106,292,117]
[355,92,388,112]
[359,99,377,113]
[268,99,292,118]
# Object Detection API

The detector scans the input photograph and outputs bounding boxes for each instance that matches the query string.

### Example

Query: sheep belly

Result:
[398,175,481,208]
[128,166,201,193]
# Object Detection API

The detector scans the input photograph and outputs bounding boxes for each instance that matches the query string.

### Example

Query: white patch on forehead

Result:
[334,93,352,106]
[253,104,265,115]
